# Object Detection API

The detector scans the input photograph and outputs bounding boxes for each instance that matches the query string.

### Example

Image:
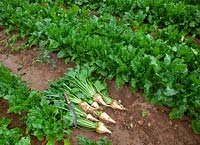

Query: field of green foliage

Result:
[0,0,200,144]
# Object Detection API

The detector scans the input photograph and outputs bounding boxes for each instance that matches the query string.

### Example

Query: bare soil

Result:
[1,28,200,145]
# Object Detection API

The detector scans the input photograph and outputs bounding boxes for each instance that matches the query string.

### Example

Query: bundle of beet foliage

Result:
[0,63,113,144]
[43,64,125,135]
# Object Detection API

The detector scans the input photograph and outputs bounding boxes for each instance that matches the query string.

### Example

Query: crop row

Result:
[64,0,200,36]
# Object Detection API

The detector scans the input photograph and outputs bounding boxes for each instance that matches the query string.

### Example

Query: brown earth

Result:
[1,28,200,145]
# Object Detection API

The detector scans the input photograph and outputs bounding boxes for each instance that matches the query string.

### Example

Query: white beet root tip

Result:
[96,122,112,134]
[86,114,99,122]
[91,101,102,110]
[99,112,116,124]
[79,102,98,114]
[91,110,116,124]
[79,102,116,123]
[109,100,126,110]
[93,93,109,106]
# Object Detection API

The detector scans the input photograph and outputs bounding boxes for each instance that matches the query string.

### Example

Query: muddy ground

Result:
[1,28,200,145]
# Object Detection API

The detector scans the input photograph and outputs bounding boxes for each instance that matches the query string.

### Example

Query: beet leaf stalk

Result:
[63,92,116,124]
[66,75,126,110]
[64,113,112,134]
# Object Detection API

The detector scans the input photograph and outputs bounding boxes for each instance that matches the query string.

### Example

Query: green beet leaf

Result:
[192,120,200,134]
